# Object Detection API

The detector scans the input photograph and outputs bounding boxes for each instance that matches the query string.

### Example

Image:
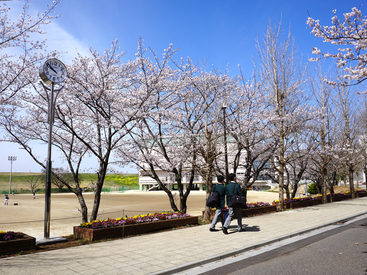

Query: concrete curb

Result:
[151,211,367,275]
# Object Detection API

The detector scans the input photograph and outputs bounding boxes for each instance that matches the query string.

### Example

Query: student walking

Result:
[223,173,245,234]
[209,175,226,232]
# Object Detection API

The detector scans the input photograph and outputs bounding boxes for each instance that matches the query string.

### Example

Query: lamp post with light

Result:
[222,102,229,185]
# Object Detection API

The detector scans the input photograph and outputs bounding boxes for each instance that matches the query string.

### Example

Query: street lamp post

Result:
[8,156,17,194]
[222,102,229,185]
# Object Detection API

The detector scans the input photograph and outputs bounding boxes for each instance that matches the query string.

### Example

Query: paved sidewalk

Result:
[1,198,367,275]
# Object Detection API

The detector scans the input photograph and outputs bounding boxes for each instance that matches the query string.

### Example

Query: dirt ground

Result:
[1,190,279,239]
[1,187,363,258]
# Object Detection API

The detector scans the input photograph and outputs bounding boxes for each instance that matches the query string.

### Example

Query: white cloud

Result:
[40,21,91,64]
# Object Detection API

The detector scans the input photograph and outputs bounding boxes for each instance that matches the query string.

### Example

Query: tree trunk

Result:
[321,166,328,204]
[278,132,285,211]
[90,165,107,221]
[356,172,359,189]
[330,171,336,194]
[284,168,290,200]
[349,168,355,199]
[278,163,285,211]
[77,192,88,223]
[203,163,214,223]
[291,183,298,199]
[90,183,102,222]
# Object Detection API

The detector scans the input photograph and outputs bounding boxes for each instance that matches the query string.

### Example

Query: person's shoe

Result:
[209,228,219,232]
[223,227,228,234]
[237,227,246,232]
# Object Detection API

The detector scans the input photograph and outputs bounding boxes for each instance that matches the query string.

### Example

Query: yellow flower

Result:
[81,222,93,227]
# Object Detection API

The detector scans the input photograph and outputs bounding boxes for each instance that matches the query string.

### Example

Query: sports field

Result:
[1,190,279,239]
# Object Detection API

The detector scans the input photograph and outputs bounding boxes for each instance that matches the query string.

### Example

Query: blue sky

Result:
[1,0,364,173]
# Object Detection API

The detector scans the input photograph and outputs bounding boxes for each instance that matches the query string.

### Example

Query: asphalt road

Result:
[195,217,367,275]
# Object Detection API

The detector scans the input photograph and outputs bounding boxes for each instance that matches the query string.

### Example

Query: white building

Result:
[138,136,276,191]
[139,168,276,192]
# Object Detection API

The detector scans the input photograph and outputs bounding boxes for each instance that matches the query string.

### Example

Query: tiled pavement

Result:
[1,197,367,275]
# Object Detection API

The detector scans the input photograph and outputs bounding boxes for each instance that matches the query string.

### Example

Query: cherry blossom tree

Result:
[0,0,59,105]
[225,72,275,190]
[117,41,196,213]
[120,43,237,220]
[1,40,145,222]
[307,7,367,85]
[184,67,236,222]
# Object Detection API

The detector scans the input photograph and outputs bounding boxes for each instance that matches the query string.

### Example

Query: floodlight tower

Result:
[8,156,17,194]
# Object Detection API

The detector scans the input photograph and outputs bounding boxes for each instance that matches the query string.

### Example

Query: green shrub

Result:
[307,183,318,194]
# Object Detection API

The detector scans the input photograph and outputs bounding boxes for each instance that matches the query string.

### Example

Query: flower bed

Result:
[0,231,36,255]
[327,193,352,202]
[203,202,275,218]
[246,202,271,208]
[74,212,198,241]
[285,198,322,209]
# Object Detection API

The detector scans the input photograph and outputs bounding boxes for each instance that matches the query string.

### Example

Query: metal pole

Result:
[8,156,16,195]
[9,158,12,194]
[44,82,55,239]
[122,209,125,238]
[222,106,229,185]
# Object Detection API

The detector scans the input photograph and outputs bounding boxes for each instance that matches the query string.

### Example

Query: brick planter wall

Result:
[241,205,277,217]
[285,199,322,209]
[203,205,277,219]
[327,194,352,203]
[0,233,36,255]
[74,216,199,241]
[356,192,367,198]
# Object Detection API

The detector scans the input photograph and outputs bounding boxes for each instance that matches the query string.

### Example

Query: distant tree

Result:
[41,167,70,192]
[27,175,40,194]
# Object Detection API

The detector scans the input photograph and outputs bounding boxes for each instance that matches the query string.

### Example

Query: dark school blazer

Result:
[225,182,243,207]
[212,183,226,209]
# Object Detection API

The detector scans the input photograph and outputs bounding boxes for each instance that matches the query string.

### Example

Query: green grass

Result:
[0,173,139,194]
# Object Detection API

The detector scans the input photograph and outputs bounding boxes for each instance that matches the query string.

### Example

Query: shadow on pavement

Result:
[226,225,260,233]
